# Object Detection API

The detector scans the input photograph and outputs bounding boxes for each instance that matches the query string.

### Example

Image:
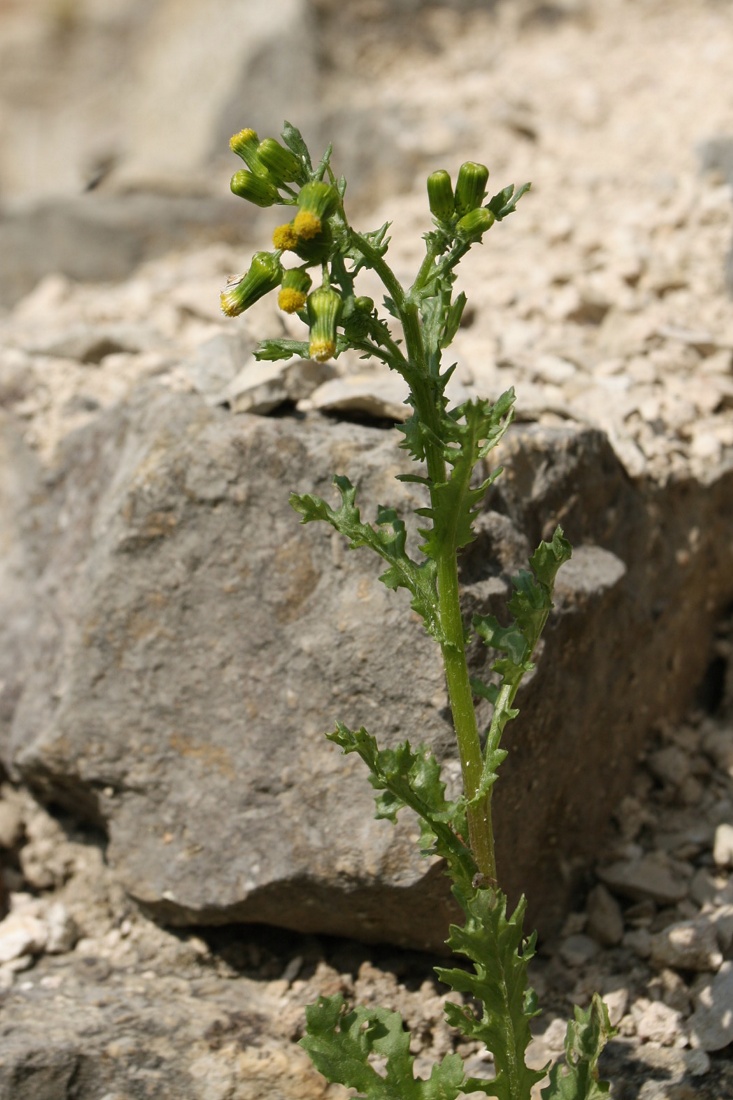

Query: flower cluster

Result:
[221,126,346,362]
[427,160,496,240]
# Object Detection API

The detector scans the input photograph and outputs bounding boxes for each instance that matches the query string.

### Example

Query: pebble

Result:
[586,883,624,947]
[598,853,691,906]
[632,998,683,1046]
[712,822,733,867]
[689,961,733,1052]
[649,919,723,973]
[559,933,599,969]
[0,912,47,963]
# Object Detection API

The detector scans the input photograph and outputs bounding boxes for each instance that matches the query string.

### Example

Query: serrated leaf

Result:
[435,889,545,1100]
[541,995,615,1100]
[440,292,467,349]
[487,182,531,220]
[290,476,443,639]
[327,723,474,887]
[419,392,515,561]
[300,994,493,1100]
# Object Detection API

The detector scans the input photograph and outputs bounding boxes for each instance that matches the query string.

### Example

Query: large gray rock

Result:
[5,386,733,950]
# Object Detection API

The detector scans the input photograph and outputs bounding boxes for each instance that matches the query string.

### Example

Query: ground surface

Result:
[1,1,733,1097]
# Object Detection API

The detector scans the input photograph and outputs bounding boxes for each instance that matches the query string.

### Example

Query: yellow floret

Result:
[229,128,257,152]
[293,209,322,241]
[309,337,336,362]
[272,223,299,251]
[278,287,308,314]
[220,287,243,317]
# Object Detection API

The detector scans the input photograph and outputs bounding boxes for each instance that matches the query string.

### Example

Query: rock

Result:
[226,357,337,414]
[301,371,412,420]
[2,385,733,950]
[559,933,599,968]
[713,822,733,867]
[182,332,258,400]
[598,853,692,906]
[632,998,683,1046]
[0,912,47,963]
[44,903,78,956]
[0,194,255,309]
[586,883,624,947]
[689,960,733,1052]
[650,918,723,973]
[646,746,690,790]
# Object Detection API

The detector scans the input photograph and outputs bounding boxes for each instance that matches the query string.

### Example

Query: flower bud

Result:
[230,169,280,207]
[427,169,454,222]
[343,295,375,339]
[307,285,343,362]
[229,129,260,170]
[454,161,490,216]
[272,222,299,251]
[278,267,312,314]
[456,207,495,242]
[293,180,339,240]
[253,138,302,186]
[220,251,283,316]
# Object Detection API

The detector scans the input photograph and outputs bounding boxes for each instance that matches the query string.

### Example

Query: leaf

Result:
[281,120,313,173]
[435,889,546,1100]
[327,723,475,888]
[254,338,310,362]
[300,994,495,1100]
[290,476,443,640]
[541,995,615,1100]
[487,182,531,220]
[418,392,515,562]
[440,291,467,349]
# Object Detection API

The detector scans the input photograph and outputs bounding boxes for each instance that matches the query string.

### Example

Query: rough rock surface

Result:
[3,380,732,949]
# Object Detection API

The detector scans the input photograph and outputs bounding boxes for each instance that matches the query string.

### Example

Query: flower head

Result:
[278,267,312,314]
[230,169,280,208]
[273,222,299,251]
[229,129,260,170]
[307,284,343,361]
[220,251,283,316]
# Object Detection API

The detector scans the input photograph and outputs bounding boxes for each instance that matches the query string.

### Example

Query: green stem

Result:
[437,551,496,882]
[351,225,497,882]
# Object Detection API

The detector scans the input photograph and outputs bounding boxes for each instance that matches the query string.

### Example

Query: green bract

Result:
[221,122,613,1100]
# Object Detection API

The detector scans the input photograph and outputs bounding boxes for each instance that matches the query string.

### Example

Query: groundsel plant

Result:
[221,122,614,1100]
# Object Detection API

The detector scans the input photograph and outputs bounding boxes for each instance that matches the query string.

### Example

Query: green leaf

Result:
[418,391,515,561]
[254,338,310,362]
[280,120,313,173]
[327,723,475,888]
[290,476,443,640]
[436,889,546,1100]
[300,994,495,1100]
[440,291,467,349]
[487,182,531,220]
[541,995,615,1100]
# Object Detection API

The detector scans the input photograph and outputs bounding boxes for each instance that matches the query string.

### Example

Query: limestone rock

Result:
[3,385,733,950]
[689,961,733,1052]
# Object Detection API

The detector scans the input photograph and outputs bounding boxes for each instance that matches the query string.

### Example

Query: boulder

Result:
[4,384,733,950]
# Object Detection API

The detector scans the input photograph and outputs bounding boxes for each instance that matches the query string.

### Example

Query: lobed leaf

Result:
[541,994,615,1100]
[436,889,546,1100]
[327,723,475,888]
[300,994,495,1100]
[290,476,443,640]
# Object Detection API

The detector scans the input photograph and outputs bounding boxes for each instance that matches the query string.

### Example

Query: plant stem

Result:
[437,551,496,882]
[352,225,498,882]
